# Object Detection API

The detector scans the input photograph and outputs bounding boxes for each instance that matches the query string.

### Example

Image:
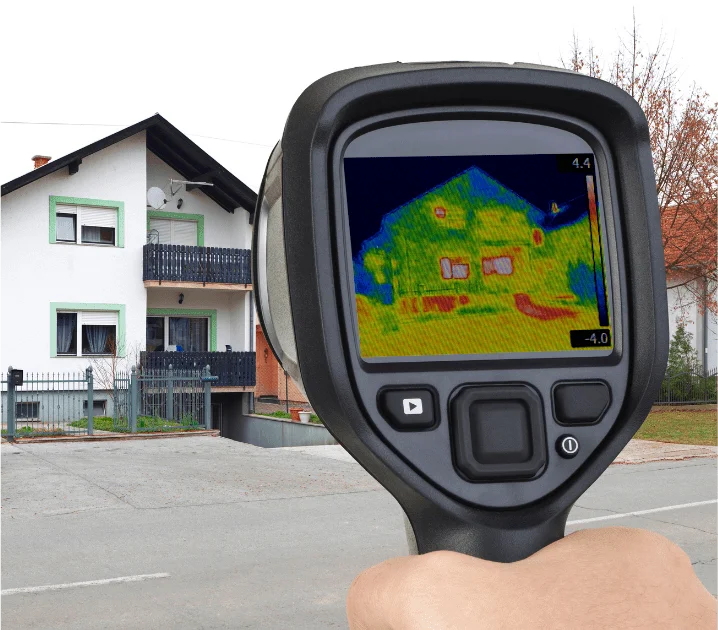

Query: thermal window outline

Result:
[482,257,514,276]
[440,257,470,280]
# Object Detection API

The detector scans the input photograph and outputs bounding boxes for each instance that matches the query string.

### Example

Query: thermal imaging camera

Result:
[253,62,668,562]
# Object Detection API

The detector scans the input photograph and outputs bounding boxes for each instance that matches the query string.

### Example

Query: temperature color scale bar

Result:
[586,175,609,326]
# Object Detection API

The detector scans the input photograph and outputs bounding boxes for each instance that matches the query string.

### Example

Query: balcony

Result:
[143,244,252,290]
[140,351,256,390]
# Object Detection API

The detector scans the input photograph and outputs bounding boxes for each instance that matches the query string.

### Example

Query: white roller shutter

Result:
[172,220,197,246]
[57,204,77,214]
[149,218,197,245]
[81,311,118,326]
[149,218,172,244]
[81,206,117,229]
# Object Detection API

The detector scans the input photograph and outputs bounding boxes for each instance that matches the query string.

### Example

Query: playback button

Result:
[378,388,437,430]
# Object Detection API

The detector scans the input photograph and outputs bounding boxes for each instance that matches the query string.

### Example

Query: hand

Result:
[347,527,717,629]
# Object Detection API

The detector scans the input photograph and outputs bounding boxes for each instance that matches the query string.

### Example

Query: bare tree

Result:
[88,338,142,416]
[565,15,718,313]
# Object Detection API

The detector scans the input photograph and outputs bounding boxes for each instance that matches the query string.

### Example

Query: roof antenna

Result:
[168,178,214,197]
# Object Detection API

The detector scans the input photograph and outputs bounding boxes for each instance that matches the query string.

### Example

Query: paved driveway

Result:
[1,437,716,629]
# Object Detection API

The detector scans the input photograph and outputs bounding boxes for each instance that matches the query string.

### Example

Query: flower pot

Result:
[298,411,311,424]
[289,407,302,422]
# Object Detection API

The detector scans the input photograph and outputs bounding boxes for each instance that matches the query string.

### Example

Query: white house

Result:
[667,276,717,374]
[1,114,257,428]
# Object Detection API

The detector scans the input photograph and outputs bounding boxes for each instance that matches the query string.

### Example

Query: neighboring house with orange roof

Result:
[662,201,717,374]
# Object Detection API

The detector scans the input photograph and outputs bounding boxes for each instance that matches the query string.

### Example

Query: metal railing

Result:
[141,351,255,387]
[143,244,251,285]
[101,366,214,433]
[2,367,95,439]
[2,365,216,439]
[656,368,718,405]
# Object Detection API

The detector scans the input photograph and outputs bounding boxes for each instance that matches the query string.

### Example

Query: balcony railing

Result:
[143,244,251,285]
[140,351,256,388]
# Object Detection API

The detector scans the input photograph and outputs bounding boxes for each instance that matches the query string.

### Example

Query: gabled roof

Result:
[1,114,258,218]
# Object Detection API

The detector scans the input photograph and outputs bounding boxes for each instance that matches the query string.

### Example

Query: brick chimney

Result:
[32,155,51,169]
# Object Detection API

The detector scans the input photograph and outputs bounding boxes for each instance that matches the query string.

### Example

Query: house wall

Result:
[1,133,148,374]
[254,325,308,402]
[255,325,278,397]
[666,275,718,373]
[146,151,252,249]
[146,288,250,351]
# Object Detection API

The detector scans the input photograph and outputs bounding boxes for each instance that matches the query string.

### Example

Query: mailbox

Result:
[10,369,23,387]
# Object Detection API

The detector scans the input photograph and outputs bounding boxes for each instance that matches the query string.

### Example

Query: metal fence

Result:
[2,365,216,440]
[656,368,718,405]
[2,367,94,439]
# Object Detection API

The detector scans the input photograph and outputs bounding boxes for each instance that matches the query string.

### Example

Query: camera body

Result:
[253,63,668,561]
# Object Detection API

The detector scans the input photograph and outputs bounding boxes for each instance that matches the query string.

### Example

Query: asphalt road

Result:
[1,437,716,629]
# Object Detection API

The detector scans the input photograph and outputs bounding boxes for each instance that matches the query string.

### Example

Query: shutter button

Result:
[556,435,580,459]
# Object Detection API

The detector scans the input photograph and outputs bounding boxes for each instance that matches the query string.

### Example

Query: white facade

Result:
[1,130,253,376]
[666,274,718,373]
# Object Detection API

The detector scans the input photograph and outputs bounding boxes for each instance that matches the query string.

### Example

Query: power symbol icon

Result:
[557,435,580,459]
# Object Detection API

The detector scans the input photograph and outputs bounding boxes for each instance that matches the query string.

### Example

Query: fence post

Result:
[6,365,16,442]
[130,366,138,433]
[204,365,212,430]
[167,364,174,422]
[86,366,94,436]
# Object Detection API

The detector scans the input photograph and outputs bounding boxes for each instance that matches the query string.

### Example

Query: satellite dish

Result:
[147,187,166,210]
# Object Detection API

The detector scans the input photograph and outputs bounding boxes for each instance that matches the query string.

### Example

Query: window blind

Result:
[149,218,197,245]
[149,218,172,244]
[81,206,117,229]
[81,311,118,326]
[172,220,197,246]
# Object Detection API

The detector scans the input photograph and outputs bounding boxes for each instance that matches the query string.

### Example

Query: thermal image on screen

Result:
[344,154,612,357]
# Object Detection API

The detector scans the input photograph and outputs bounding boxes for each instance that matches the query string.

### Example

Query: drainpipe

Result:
[249,291,255,414]
[703,280,708,377]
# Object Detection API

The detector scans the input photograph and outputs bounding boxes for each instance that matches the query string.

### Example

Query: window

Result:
[54,204,118,246]
[146,316,208,352]
[482,256,514,276]
[149,218,198,246]
[57,312,77,355]
[146,317,165,352]
[83,400,107,416]
[56,310,118,356]
[16,402,39,419]
[440,257,470,280]
[56,213,77,242]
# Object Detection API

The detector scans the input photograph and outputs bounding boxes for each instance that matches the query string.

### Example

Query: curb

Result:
[9,430,220,444]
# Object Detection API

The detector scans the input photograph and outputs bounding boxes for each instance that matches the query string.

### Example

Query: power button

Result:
[556,435,580,459]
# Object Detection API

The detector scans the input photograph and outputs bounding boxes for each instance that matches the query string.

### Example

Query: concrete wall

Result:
[222,413,337,448]
[1,134,148,373]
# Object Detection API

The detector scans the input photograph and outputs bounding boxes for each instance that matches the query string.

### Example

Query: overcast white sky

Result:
[2,0,716,193]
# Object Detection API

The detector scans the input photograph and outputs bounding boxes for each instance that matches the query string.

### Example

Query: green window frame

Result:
[146,308,217,351]
[49,196,125,247]
[147,211,204,246]
[50,302,126,358]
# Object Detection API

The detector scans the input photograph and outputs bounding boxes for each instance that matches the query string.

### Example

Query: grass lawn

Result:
[69,416,204,433]
[636,407,717,446]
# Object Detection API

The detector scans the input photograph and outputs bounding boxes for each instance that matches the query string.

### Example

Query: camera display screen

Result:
[344,153,612,358]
